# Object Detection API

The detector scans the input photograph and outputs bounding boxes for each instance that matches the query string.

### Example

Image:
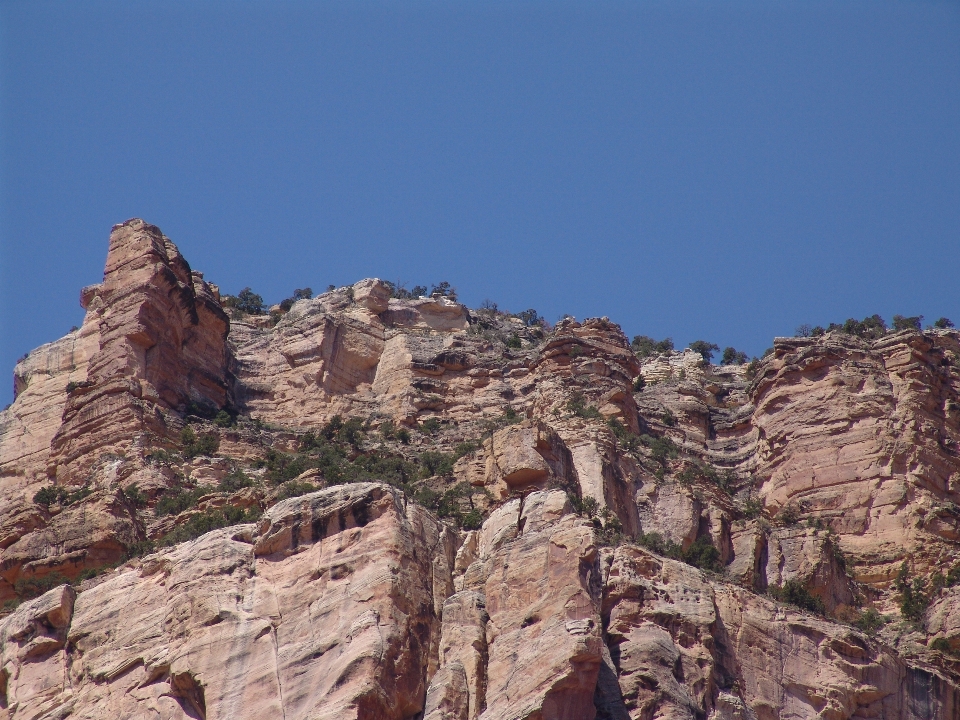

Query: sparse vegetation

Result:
[214,410,236,428]
[275,481,321,501]
[688,340,719,363]
[155,486,214,516]
[639,434,679,466]
[14,572,71,600]
[933,317,954,329]
[413,482,488,529]
[739,493,763,519]
[180,426,220,458]
[776,503,801,526]
[827,315,887,340]
[218,469,254,493]
[157,506,262,547]
[222,287,265,315]
[853,608,888,635]
[515,309,544,327]
[419,417,442,435]
[892,314,923,332]
[121,483,147,509]
[769,579,825,615]
[721,347,748,365]
[632,375,645,391]
[631,335,674,358]
[675,462,736,494]
[895,561,930,623]
[33,483,92,507]
[637,533,723,572]
[279,287,313,311]
[567,391,601,419]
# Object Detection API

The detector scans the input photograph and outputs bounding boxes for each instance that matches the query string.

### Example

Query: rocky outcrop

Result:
[49,218,230,485]
[601,545,959,720]
[0,483,456,720]
[429,490,604,720]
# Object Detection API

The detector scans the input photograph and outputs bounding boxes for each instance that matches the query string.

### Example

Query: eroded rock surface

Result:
[2,219,960,718]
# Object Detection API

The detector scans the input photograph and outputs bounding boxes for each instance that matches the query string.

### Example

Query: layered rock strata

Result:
[1,219,960,718]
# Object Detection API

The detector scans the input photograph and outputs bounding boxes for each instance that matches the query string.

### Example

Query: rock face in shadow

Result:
[2,219,960,718]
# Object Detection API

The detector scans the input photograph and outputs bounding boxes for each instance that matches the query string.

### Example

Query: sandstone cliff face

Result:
[1,219,960,719]
[2,486,955,720]
[49,218,230,485]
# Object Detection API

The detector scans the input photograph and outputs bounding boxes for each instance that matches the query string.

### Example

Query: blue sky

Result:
[1,1,958,406]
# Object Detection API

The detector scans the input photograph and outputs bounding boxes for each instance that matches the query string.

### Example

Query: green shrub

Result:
[461,508,483,530]
[218,469,254,493]
[827,315,887,340]
[429,281,458,301]
[740,494,763,519]
[146,449,177,465]
[234,287,265,315]
[33,485,68,507]
[158,506,262,547]
[638,533,722,571]
[180,426,220,458]
[934,317,954,329]
[745,358,760,379]
[675,462,734,494]
[420,451,456,478]
[776,504,802,526]
[892,314,923,332]
[123,539,156,560]
[607,419,641,453]
[380,420,398,439]
[688,341,719,363]
[275,481,320,501]
[419,417,441,435]
[632,375,645,391]
[505,334,522,349]
[931,637,952,653]
[682,537,723,572]
[33,484,91,507]
[155,486,214,517]
[661,409,676,427]
[414,482,486,529]
[631,336,674,358]
[14,572,70,600]
[895,562,930,622]
[721,347,748,365]
[638,532,683,559]
[639,434,678,465]
[770,579,825,615]
[214,410,236,428]
[567,391,601,419]
[569,494,599,518]
[853,607,888,635]
[121,483,147,509]
[515,309,543,327]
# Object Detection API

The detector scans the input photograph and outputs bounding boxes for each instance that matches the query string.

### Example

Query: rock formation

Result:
[2,219,960,719]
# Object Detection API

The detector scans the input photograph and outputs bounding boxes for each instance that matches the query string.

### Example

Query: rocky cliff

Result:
[1,220,959,719]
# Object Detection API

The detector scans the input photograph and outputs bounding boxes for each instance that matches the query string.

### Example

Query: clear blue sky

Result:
[2,1,959,406]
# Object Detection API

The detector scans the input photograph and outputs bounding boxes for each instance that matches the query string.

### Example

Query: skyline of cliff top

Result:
[2,1,959,407]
